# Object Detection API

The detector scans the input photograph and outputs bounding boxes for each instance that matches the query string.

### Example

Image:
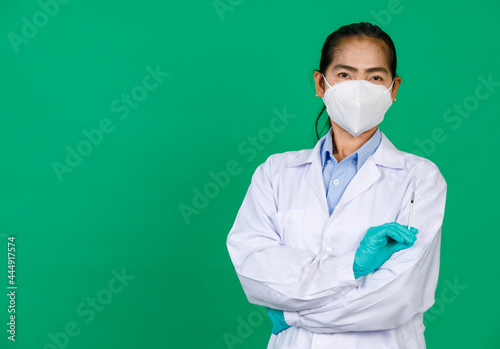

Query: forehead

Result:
[331,37,391,70]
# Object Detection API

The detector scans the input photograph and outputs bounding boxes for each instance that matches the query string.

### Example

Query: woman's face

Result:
[314,36,401,100]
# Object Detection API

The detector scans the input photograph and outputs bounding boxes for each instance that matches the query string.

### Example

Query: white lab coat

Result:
[227,131,447,349]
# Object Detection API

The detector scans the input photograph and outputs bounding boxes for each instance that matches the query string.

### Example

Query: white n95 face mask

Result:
[322,75,394,137]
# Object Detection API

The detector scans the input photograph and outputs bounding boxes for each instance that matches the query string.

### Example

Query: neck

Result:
[331,123,378,163]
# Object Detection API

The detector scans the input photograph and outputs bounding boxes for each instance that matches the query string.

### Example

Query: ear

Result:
[314,71,326,97]
[391,76,402,102]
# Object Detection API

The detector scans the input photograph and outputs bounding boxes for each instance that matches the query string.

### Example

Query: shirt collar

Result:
[320,128,382,170]
[286,130,405,169]
[320,129,335,167]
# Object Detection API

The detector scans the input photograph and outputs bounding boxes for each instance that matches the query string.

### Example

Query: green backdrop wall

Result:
[1,0,499,348]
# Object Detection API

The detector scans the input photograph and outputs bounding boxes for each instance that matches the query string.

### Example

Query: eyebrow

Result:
[332,64,389,74]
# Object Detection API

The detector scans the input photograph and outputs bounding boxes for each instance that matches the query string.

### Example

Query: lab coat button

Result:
[326,247,332,254]
[333,179,339,185]
[316,340,322,346]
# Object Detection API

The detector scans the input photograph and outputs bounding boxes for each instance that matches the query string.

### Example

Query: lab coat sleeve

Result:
[284,165,447,332]
[227,157,361,312]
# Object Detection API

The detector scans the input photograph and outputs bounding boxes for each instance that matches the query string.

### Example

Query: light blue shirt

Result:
[320,128,382,215]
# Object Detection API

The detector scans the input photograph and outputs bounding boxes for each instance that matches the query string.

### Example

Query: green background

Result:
[1,0,498,348]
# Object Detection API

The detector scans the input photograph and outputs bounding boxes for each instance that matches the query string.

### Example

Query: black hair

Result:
[314,22,398,139]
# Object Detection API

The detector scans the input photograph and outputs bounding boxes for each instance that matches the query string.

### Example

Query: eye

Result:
[338,72,349,78]
[371,76,382,81]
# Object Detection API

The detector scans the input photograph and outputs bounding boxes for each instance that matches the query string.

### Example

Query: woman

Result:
[227,22,446,348]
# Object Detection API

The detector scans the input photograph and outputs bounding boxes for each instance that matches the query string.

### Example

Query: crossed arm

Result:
[227,161,447,333]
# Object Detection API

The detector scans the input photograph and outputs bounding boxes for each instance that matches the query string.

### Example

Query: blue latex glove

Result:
[267,308,291,335]
[353,222,418,278]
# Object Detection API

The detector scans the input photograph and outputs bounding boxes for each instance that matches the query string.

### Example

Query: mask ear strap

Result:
[388,78,395,91]
[322,74,333,88]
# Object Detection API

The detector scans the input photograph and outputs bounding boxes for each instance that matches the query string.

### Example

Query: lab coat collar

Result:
[286,131,406,170]
[373,133,406,170]
[285,131,406,211]
[321,128,382,171]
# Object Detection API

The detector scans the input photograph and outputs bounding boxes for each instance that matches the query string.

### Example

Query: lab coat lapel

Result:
[286,137,328,210]
[304,159,328,209]
[336,157,381,209]
[335,132,405,209]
